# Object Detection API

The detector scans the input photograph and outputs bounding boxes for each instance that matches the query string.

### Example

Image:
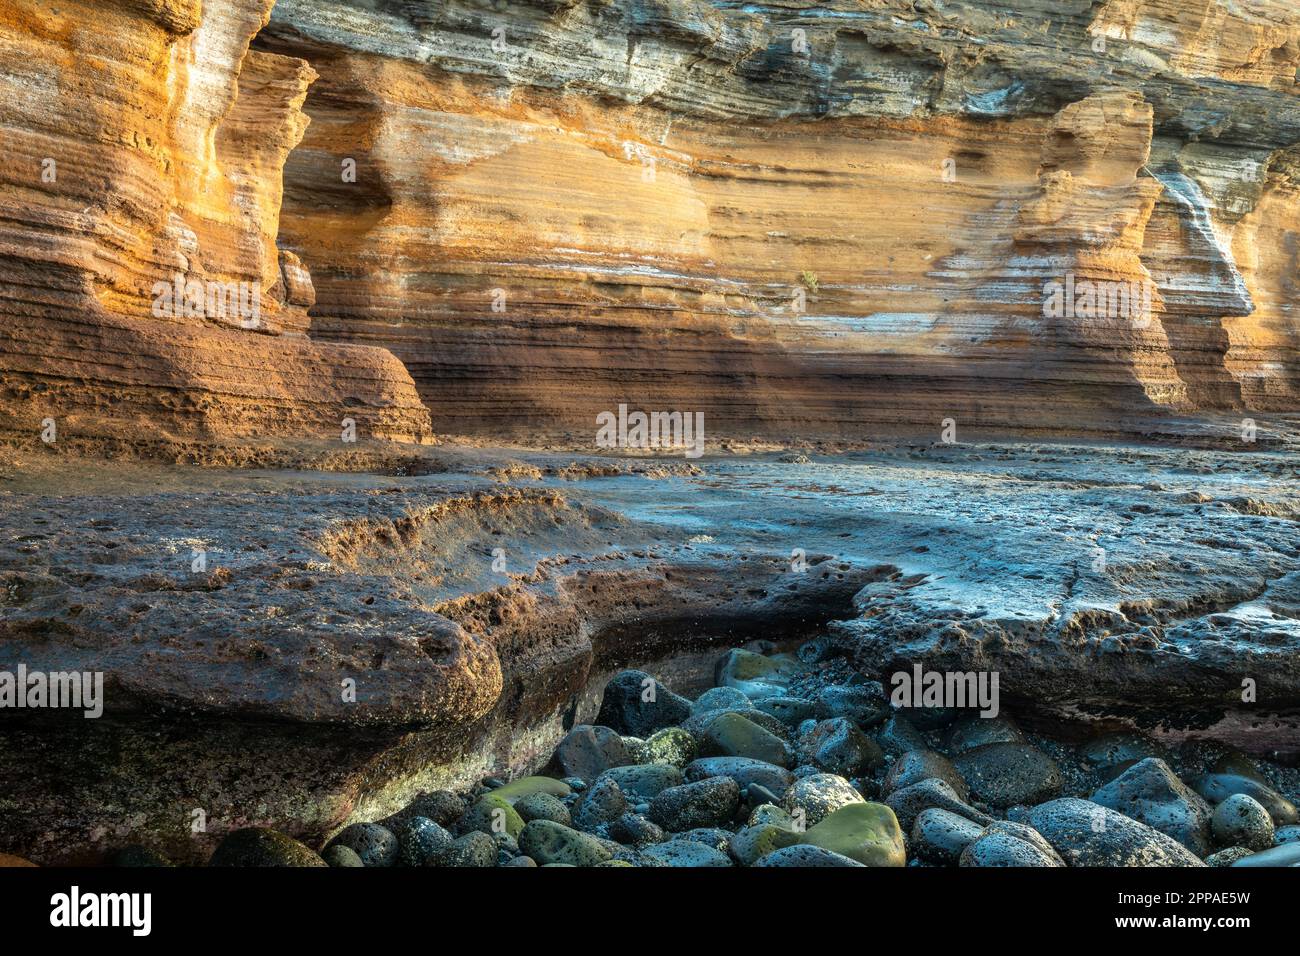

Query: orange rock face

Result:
[0,0,431,450]
[3,0,1300,446]
[258,0,1300,439]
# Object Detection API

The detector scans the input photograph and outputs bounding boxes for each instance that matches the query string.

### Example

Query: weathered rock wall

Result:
[256,0,1300,440]
[3,0,1300,447]
[0,0,431,450]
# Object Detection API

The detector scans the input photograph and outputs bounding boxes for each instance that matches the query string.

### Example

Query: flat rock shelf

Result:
[0,437,1297,866]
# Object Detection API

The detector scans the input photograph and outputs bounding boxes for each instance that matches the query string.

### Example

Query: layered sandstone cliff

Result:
[0,0,431,452]
[3,0,1300,447]
[258,0,1300,440]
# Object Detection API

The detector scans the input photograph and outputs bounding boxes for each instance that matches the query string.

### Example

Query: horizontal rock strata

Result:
[0,0,431,451]
[252,0,1300,440]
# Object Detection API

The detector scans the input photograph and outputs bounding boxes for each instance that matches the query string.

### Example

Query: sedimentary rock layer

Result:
[0,0,431,450]
[1,438,1296,861]
[0,461,874,862]
[256,0,1300,440]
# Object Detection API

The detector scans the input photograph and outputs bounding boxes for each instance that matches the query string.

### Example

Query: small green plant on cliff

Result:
[799,270,819,294]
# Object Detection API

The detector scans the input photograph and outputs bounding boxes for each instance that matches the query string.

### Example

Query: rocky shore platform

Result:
[1,431,1297,866]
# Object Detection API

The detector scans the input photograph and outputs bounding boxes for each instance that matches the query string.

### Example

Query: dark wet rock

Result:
[729,823,798,865]
[884,778,993,832]
[321,844,364,867]
[108,845,171,867]
[802,717,885,776]
[1211,752,1269,781]
[901,706,959,731]
[953,742,1063,808]
[693,686,753,713]
[596,669,693,737]
[1089,757,1212,856]
[876,714,929,756]
[397,790,465,832]
[746,782,780,809]
[1028,798,1205,866]
[685,756,794,795]
[1206,847,1254,866]
[430,831,496,867]
[210,828,327,867]
[683,707,790,743]
[649,776,741,832]
[1080,733,1170,780]
[815,682,889,727]
[801,802,907,866]
[1211,793,1275,850]
[641,727,697,768]
[460,793,525,839]
[699,711,794,767]
[1275,824,1300,845]
[756,845,865,867]
[945,714,1026,754]
[518,820,612,866]
[551,724,630,782]
[783,772,864,827]
[677,828,732,852]
[883,750,968,801]
[911,808,984,865]
[850,774,881,801]
[572,776,627,831]
[327,822,398,867]
[715,648,794,699]
[756,696,817,727]
[514,792,572,827]
[959,821,1064,867]
[494,833,520,865]
[599,763,684,801]
[640,839,733,867]
[1191,773,1298,826]
[397,816,454,866]
[608,812,665,847]
[1229,843,1300,867]
[796,636,838,665]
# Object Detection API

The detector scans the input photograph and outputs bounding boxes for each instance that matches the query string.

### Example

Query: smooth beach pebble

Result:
[1211,793,1275,851]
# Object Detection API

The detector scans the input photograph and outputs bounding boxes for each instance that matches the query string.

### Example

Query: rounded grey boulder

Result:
[321,844,364,867]
[911,808,984,865]
[953,742,1063,808]
[639,839,733,867]
[514,791,572,827]
[1089,757,1211,856]
[960,821,1064,867]
[649,776,741,832]
[782,772,864,827]
[755,845,865,867]
[1211,793,1275,851]
[551,725,630,783]
[1027,798,1205,866]
[327,822,398,867]
[884,777,992,832]
[396,816,453,866]
[883,750,968,801]
[596,670,693,737]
